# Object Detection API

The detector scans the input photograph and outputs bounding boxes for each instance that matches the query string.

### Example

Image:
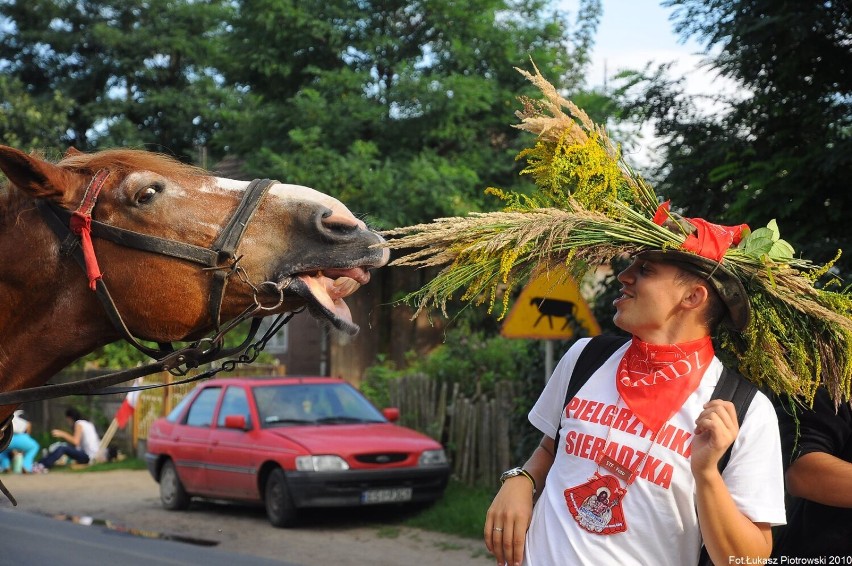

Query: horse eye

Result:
[136,185,160,204]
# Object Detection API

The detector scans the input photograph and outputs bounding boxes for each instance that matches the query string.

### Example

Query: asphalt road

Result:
[0,469,492,565]
[0,508,288,565]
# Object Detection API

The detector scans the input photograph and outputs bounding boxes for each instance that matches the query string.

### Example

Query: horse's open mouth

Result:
[285,268,372,335]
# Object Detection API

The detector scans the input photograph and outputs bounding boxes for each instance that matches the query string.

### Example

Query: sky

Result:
[558,0,731,96]
[556,0,739,166]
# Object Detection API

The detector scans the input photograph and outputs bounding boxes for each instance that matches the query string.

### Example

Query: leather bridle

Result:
[0,176,297,413]
[39,176,278,352]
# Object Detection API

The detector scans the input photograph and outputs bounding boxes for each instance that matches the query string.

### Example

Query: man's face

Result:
[612,258,692,340]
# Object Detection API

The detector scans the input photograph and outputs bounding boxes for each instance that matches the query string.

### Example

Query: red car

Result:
[145,377,450,527]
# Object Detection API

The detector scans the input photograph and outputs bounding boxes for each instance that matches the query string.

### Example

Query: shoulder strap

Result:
[710,366,758,473]
[553,334,630,453]
[697,367,758,566]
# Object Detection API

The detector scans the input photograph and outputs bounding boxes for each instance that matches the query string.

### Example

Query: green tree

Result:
[0,0,234,158]
[0,75,74,151]
[215,0,604,227]
[210,0,616,368]
[1,0,618,369]
[620,0,852,271]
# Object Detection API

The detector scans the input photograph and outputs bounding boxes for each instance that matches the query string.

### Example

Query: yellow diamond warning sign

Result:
[500,268,601,340]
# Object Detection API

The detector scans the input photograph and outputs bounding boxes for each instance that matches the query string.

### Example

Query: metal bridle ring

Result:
[254,280,287,311]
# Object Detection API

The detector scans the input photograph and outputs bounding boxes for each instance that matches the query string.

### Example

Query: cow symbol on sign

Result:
[531,297,579,331]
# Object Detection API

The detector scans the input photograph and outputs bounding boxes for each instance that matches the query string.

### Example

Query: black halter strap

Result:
[209,178,276,329]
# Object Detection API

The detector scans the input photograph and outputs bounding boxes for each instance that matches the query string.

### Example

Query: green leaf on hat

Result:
[769,239,795,260]
[738,219,794,261]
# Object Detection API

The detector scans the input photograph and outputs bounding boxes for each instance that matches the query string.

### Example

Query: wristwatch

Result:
[499,467,536,495]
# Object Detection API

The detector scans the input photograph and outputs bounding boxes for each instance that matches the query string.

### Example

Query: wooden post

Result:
[97,418,119,462]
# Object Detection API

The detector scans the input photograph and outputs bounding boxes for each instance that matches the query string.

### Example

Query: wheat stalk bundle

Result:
[383,64,852,405]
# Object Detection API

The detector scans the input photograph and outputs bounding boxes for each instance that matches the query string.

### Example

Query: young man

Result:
[484,243,786,565]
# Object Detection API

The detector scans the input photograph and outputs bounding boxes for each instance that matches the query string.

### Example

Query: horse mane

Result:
[1,148,209,221]
[58,148,208,180]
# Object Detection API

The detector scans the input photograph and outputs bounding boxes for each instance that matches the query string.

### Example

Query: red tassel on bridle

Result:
[70,169,111,291]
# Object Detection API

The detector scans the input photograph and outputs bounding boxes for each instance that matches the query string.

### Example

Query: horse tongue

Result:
[292,273,359,335]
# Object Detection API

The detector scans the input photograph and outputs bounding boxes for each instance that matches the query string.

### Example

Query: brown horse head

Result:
[0,145,388,414]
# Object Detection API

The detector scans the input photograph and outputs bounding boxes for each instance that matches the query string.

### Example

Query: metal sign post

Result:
[500,267,601,383]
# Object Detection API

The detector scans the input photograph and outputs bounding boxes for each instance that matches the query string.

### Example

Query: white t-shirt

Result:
[11,415,29,434]
[525,338,786,566]
[75,420,101,460]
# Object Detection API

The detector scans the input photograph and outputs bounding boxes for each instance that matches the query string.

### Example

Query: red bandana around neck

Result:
[616,336,715,433]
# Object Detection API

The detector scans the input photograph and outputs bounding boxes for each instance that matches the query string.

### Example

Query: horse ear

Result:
[0,145,88,203]
[64,146,84,158]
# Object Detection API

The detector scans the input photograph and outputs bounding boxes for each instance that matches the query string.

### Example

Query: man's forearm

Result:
[787,452,852,507]
[694,469,773,562]
[521,435,556,501]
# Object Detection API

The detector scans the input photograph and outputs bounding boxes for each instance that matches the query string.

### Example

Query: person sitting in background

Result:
[0,409,40,474]
[34,408,101,472]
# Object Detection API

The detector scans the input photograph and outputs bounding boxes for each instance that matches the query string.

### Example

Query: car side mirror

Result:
[382,408,400,422]
[223,414,248,430]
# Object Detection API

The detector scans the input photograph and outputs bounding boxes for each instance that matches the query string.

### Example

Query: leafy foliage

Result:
[0,0,235,158]
[212,0,604,227]
[363,324,543,401]
[0,76,74,151]
[620,0,852,274]
[0,0,614,228]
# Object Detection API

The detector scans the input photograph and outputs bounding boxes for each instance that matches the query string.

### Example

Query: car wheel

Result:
[265,468,297,528]
[159,460,190,511]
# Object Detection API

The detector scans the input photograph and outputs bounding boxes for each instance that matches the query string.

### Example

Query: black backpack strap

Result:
[553,334,630,453]
[697,366,758,566]
[710,366,758,473]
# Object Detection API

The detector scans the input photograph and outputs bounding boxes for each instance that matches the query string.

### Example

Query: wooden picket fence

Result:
[388,374,517,487]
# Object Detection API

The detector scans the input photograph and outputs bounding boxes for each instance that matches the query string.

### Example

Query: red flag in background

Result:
[115,379,142,429]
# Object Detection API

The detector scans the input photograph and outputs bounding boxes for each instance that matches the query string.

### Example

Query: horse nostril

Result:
[317,209,361,239]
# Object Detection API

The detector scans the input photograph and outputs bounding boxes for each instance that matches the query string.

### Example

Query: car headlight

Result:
[418,449,448,467]
[295,455,350,472]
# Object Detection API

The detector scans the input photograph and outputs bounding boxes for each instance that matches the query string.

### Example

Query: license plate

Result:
[361,487,413,504]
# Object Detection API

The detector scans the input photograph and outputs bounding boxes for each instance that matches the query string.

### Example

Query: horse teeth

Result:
[332,277,360,297]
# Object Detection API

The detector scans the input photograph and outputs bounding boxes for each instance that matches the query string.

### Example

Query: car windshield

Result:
[254,382,386,427]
